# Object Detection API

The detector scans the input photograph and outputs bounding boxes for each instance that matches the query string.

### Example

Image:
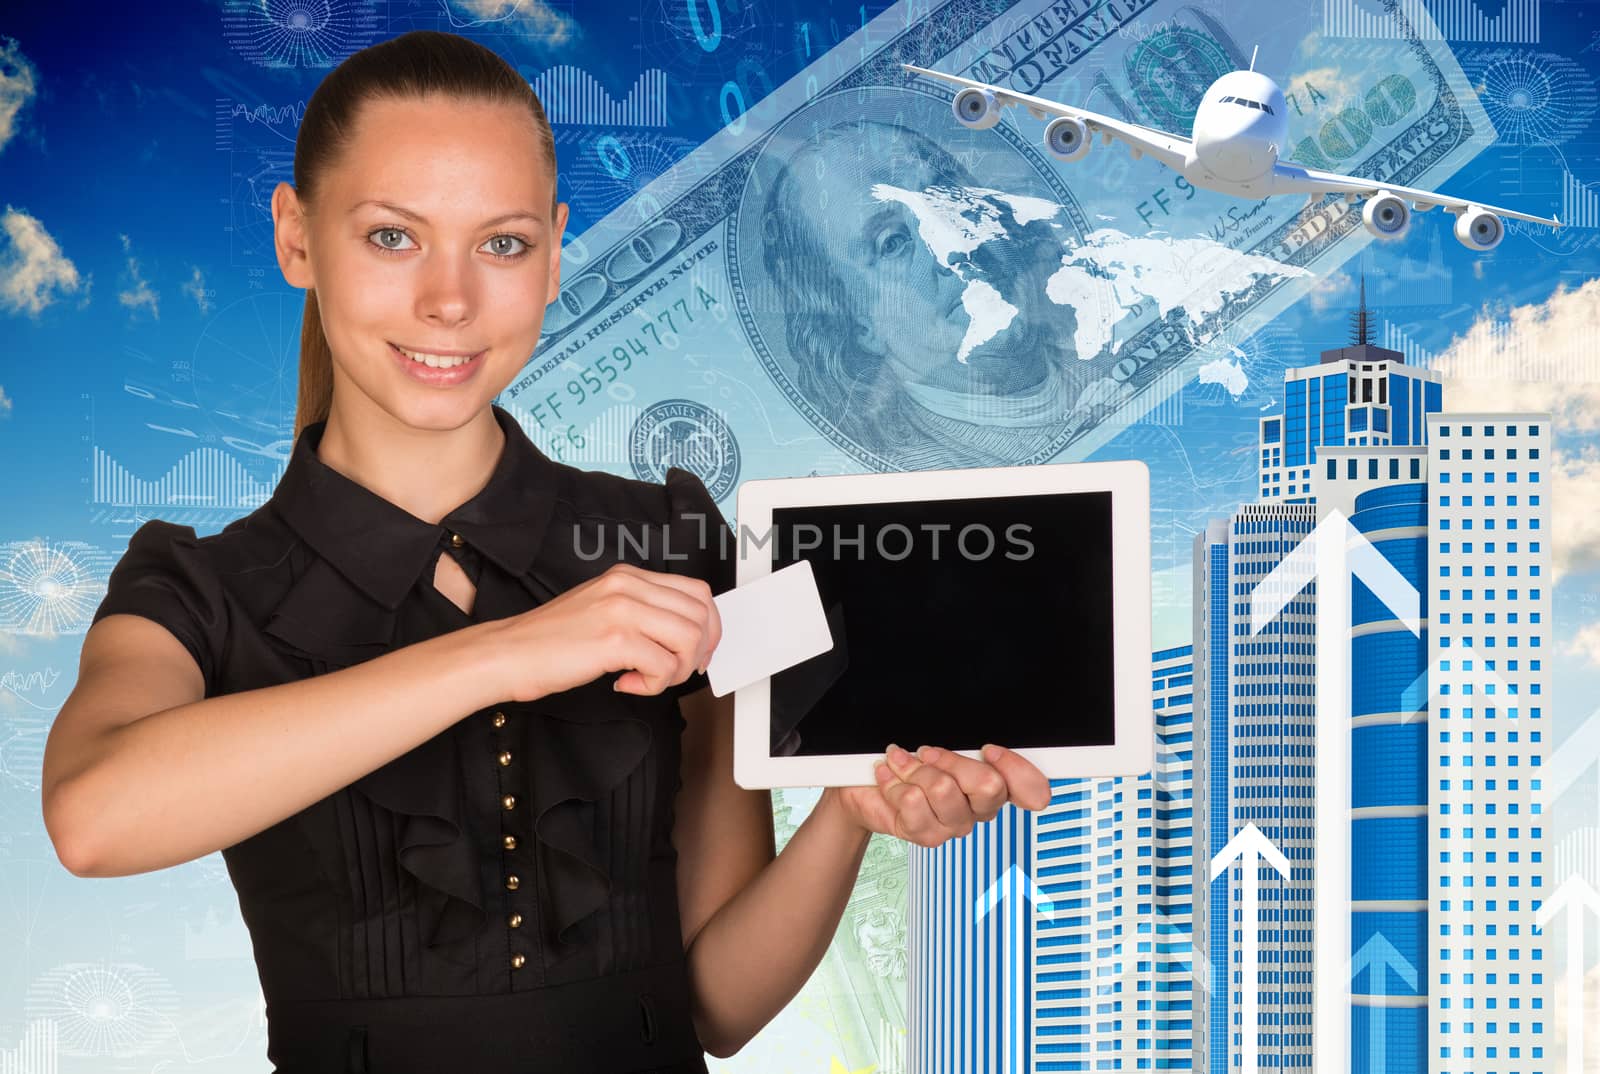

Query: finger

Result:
[598,568,711,627]
[611,633,682,696]
[883,744,974,834]
[614,601,704,686]
[980,744,1053,811]
[915,745,1009,822]
[607,569,720,672]
[877,775,944,847]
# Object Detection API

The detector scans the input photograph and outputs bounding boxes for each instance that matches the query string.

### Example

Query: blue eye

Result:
[369,227,415,253]
[484,234,530,258]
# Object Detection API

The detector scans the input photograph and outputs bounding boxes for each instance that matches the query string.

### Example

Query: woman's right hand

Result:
[486,562,722,702]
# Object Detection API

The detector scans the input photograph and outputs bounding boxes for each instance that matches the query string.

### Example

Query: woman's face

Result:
[273,93,567,428]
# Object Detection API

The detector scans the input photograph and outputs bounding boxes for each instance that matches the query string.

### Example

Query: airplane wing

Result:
[1269,160,1563,228]
[902,63,1194,174]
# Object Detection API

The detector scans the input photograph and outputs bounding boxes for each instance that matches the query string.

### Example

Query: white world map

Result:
[870,182,1313,366]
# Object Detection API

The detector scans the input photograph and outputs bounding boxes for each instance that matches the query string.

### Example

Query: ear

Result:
[272,182,314,290]
[546,202,570,306]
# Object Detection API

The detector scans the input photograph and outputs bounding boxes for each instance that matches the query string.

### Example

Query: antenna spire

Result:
[1349,272,1374,346]
[1249,45,1258,72]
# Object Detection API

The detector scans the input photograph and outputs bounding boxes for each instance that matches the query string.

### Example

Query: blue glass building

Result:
[1349,482,1430,1074]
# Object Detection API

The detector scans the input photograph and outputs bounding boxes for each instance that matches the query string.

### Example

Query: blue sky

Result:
[2,1,1598,707]
[4,0,1600,1067]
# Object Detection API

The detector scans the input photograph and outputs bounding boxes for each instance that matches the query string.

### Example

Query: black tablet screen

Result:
[764,490,1115,758]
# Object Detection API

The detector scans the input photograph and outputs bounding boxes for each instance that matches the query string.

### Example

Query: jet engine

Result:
[1044,115,1091,162]
[952,87,1002,130]
[1455,206,1505,251]
[1362,192,1411,241]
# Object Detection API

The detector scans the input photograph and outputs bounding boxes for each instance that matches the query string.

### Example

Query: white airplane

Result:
[903,54,1562,251]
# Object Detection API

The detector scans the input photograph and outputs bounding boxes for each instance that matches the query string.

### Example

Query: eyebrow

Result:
[349,200,546,228]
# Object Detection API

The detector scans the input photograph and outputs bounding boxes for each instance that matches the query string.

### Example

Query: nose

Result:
[417,260,476,325]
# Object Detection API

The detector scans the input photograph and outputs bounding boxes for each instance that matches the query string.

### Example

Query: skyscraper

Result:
[905,648,1197,1071]
[1425,414,1552,1074]
[1195,284,1549,1074]
[1191,503,1318,1073]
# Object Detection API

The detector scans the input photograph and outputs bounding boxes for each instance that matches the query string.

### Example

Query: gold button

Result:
[503,834,517,851]
[498,750,513,766]
[501,794,516,810]
[511,953,526,970]
[492,711,506,728]
[449,532,465,548]
[505,874,520,891]
[508,912,523,928]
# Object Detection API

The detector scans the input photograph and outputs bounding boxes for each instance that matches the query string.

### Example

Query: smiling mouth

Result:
[390,342,486,368]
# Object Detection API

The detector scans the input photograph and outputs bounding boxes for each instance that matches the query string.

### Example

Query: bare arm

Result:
[44,562,721,880]
[45,614,511,878]
[671,687,868,1059]
[684,786,869,1058]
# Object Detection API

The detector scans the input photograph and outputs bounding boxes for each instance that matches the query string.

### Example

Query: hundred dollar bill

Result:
[504,0,1493,489]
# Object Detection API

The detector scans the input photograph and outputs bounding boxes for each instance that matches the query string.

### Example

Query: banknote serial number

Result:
[523,285,722,432]
[510,239,721,399]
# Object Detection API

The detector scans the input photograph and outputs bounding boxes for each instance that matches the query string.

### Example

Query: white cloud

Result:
[1307,268,1352,314]
[1554,446,1600,581]
[0,206,83,316]
[181,266,212,316]
[1567,620,1600,669]
[0,384,11,416]
[1431,277,1600,434]
[0,36,38,157]
[450,0,578,44]
[116,233,159,319]
[1551,960,1600,1072]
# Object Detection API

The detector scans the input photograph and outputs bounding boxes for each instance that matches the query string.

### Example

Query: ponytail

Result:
[293,288,335,441]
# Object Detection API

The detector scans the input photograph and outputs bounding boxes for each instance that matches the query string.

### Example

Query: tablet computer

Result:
[730,459,1152,789]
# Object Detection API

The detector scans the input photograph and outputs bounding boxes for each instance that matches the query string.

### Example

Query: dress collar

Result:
[267,403,562,611]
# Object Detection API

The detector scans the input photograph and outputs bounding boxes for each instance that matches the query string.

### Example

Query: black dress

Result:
[89,403,738,1073]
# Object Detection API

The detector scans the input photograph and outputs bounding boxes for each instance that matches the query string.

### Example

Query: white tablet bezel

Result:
[730,459,1152,789]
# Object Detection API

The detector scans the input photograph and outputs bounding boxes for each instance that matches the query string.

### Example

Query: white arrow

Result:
[1211,821,1292,1074]
[971,861,1059,923]
[972,859,1059,1073]
[1250,508,1422,1074]
[1540,705,1600,811]
[1536,874,1600,1074]
[1351,931,1419,1074]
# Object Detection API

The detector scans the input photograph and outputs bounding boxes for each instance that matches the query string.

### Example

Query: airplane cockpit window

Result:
[1246,100,1261,109]
[1221,95,1234,103]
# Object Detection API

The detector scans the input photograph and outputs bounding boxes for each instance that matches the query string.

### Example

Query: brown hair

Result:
[289,30,557,439]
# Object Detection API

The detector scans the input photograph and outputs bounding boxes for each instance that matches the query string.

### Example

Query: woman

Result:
[40,29,1052,1073]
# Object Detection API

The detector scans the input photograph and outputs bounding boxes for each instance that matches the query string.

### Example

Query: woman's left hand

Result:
[831,743,1053,846]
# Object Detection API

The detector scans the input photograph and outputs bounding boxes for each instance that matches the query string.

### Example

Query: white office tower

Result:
[905,649,1197,1072]
[1425,413,1552,1074]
